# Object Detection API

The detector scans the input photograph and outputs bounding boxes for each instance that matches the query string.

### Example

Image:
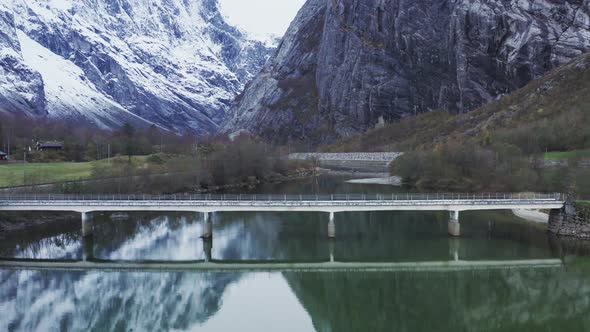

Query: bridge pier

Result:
[81,212,93,237]
[202,212,213,239]
[328,212,336,238]
[448,211,460,237]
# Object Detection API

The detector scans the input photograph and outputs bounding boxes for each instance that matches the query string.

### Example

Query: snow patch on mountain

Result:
[0,0,275,133]
[17,29,154,128]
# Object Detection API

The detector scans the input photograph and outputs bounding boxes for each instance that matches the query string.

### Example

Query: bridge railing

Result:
[0,192,565,202]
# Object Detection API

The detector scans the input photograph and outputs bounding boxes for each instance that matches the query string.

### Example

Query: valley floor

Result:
[0,156,150,187]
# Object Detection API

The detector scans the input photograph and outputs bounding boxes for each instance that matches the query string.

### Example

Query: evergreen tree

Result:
[122,122,136,161]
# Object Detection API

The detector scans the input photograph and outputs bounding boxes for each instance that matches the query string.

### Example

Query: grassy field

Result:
[0,156,152,187]
[544,149,590,160]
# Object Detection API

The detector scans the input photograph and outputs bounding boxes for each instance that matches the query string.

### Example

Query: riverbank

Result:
[549,201,590,239]
[193,169,319,193]
[0,212,79,239]
[346,176,402,186]
[0,166,319,194]
[0,169,319,236]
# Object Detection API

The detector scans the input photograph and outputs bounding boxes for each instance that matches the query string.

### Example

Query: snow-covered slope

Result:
[0,0,275,133]
[0,4,45,116]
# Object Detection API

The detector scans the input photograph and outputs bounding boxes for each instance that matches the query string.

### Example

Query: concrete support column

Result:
[328,212,336,239]
[81,212,93,237]
[202,212,213,239]
[448,210,461,237]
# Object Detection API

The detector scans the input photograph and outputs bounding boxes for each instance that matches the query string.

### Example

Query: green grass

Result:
[0,162,93,187]
[0,156,154,187]
[544,149,590,160]
[576,201,590,209]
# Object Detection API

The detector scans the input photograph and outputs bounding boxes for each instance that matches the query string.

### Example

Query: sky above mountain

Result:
[219,0,306,40]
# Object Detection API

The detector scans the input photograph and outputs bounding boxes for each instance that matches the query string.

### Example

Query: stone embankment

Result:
[536,159,590,168]
[549,200,590,239]
[289,153,402,162]
[289,153,403,173]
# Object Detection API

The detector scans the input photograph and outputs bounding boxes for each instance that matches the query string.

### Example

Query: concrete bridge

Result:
[0,193,565,238]
[289,152,403,172]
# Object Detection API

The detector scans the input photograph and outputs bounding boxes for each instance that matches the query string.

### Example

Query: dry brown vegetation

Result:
[324,52,590,196]
[326,52,590,154]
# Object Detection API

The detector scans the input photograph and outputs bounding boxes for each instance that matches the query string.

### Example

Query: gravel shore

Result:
[512,209,549,224]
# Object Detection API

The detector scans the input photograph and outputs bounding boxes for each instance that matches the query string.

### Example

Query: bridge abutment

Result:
[448,211,460,237]
[549,200,590,238]
[202,212,213,239]
[328,212,336,238]
[81,212,93,237]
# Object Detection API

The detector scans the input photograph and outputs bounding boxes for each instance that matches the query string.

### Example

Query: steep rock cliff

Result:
[0,5,45,116]
[224,0,590,144]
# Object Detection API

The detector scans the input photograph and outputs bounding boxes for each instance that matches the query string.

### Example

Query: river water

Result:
[1,175,590,331]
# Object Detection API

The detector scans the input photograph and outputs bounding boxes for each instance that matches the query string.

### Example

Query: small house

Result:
[0,150,7,160]
[36,141,64,152]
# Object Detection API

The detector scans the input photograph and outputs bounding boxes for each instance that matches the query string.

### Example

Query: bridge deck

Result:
[0,193,565,213]
[0,259,564,273]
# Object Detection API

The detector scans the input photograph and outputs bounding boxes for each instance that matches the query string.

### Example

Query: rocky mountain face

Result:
[0,6,45,116]
[0,0,274,133]
[224,0,590,144]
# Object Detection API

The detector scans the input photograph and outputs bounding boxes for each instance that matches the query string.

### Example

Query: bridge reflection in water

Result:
[0,258,564,273]
[0,222,564,273]
[1,208,589,332]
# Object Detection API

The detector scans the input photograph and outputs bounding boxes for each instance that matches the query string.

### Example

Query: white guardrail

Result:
[0,193,565,204]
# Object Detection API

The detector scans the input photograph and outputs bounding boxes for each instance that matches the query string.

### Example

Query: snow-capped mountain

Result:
[0,0,275,133]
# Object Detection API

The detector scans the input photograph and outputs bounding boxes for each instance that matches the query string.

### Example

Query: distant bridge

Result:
[0,258,564,273]
[0,193,565,237]
[289,152,403,172]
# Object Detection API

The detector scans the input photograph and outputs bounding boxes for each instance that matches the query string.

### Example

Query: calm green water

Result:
[2,175,590,331]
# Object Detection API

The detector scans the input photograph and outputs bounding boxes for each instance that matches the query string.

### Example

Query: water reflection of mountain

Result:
[0,213,282,331]
[0,269,242,331]
[2,207,590,331]
[285,268,590,332]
